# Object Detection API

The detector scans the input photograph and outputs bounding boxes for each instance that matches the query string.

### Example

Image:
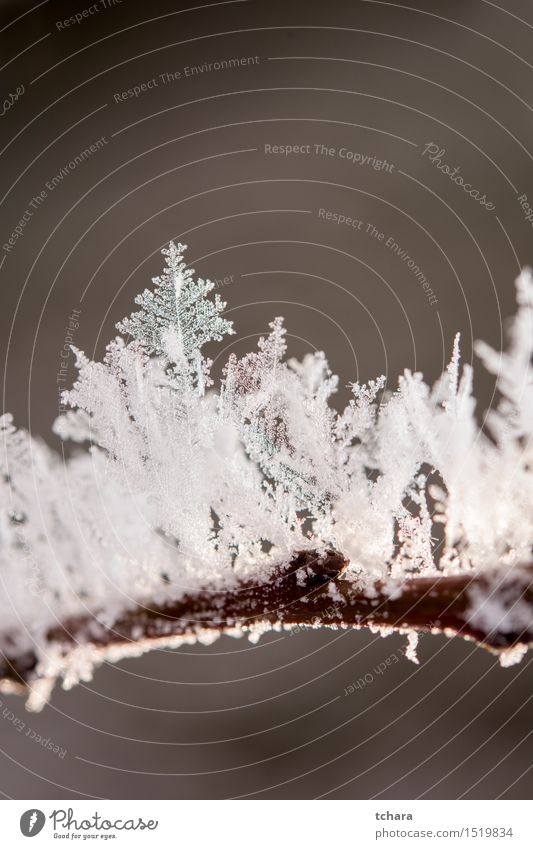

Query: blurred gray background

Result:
[0,0,532,799]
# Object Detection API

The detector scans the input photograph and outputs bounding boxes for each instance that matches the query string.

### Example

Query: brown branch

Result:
[1,550,532,694]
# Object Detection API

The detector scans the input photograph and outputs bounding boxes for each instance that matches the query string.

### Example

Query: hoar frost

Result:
[1,243,532,695]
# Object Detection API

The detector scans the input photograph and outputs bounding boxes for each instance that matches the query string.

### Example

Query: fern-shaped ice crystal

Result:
[117,241,234,386]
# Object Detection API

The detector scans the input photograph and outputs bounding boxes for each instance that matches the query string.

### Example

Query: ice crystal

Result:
[1,244,532,700]
[117,241,233,378]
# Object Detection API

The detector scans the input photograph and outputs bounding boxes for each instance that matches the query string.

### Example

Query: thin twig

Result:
[1,550,531,693]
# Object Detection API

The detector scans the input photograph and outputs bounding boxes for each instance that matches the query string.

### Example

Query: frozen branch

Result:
[1,550,531,698]
[1,245,532,708]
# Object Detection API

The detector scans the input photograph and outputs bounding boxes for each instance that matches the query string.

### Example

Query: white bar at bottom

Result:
[3,799,531,847]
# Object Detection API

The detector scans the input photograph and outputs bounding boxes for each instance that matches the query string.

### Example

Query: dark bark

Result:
[1,549,532,693]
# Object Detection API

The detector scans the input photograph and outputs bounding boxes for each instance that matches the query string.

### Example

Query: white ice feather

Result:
[1,246,531,698]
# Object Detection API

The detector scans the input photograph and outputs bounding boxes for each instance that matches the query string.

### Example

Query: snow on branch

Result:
[1,244,532,709]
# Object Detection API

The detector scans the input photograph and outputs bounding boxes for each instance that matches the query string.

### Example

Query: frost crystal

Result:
[117,241,234,373]
[1,244,532,700]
